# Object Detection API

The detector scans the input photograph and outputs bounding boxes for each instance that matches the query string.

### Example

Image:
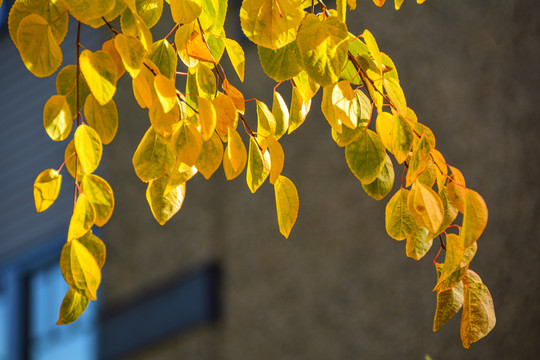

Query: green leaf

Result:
[385,188,417,241]
[56,65,91,119]
[240,0,304,50]
[274,175,299,238]
[57,288,90,325]
[34,169,62,212]
[74,124,103,174]
[133,126,176,182]
[136,0,164,28]
[257,41,302,82]
[224,38,245,82]
[81,174,114,227]
[173,121,203,166]
[67,193,96,241]
[392,113,413,164]
[148,39,178,80]
[170,0,202,24]
[460,282,496,348]
[246,137,270,193]
[362,153,394,201]
[405,226,432,260]
[296,14,349,86]
[146,173,186,225]
[195,132,223,179]
[80,50,117,105]
[63,0,114,23]
[433,264,464,332]
[461,189,488,248]
[16,14,63,77]
[114,34,146,78]
[84,95,118,145]
[272,91,289,139]
[345,129,386,185]
[43,95,72,141]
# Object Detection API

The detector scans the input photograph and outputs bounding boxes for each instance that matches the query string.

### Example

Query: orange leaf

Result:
[186,31,215,63]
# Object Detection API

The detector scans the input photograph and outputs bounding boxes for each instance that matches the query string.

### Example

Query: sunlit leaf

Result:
[461,189,488,248]
[114,34,145,78]
[431,149,447,193]
[147,173,186,225]
[170,0,202,24]
[292,70,320,101]
[223,127,247,180]
[223,79,245,114]
[392,113,413,164]
[63,0,114,23]
[80,50,117,105]
[154,74,177,113]
[102,39,126,80]
[288,86,311,134]
[84,95,118,145]
[272,91,289,140]
[256,100,276,141]
[195,132,223,179]
[224,38,245,82]
[43,95,72,141]
[81,174,114,227]
[198,97,217,141]
[407,181,444,233]
[405,226,432,260]
[148,39,178,80]
[186,30,215,63]
[64,140,83,181]
[67,193,96,241]
[173,121,203,166]
[56,65,91,119]
[213,93,238,138]
[149,102,179,142]
[246,137,270,193]
[132,59,159,109]
[460,282,496,349]
[345,129,386,185]
[240,0,304,50]
[34,169,62,212]
[296,14,349,86]
[385,188,417,241]
[165,163,198,195]
[16,14,62,77]
[362,29,382,70]
[268,136,285,184]
[85,0,127,28]
[257,41,302,82]
[136,0,164,28]
[383,77,406,114]
[274,175,299,238]
[175,23,199,68]
[447,166,466,213]
[433,264,464,332]
[133,126,176,182]
[74,124,102,174]
[427,188,458,239]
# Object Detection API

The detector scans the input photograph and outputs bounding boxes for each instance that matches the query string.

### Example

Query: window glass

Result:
[28,263,97,360]
[0,286,7,360]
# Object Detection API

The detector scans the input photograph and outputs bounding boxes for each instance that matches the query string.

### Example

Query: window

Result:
[28,262,97,360]
[0,286,7,360]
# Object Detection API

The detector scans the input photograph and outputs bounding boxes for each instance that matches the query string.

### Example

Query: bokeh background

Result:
[0,1,539,359]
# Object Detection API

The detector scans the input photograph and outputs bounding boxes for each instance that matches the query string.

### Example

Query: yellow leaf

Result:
[34,169,62,212]
[85,0,127,28]
[70,239,101,300]
[84,95,118,145]
[268,137,285,184]
[63,0,114,23]
[447,166,466,213]
[147,173,186,225]
[257,41,302,83]
[175,23,199,68]
[385,188,417,240]
[256,100,276,141]
[198,0,220,30]
[43,95,72,141]
[114,34,146,78]
[74,124,103,174]
[348,0,357,10]
[461,189,488,248]
[240,0,305,50]
[223,79,245,114]
[64,140,83,181]
[154,74,177,113]
[213,93,238,138]
[57,288,90,325]
[56,65,91,119]
[223,127,247,180]
[395,0,404,10]
[195,132,223,179]
[16,14,63,77]
[407,181,444,233]
[67,193,96,241]
[362,153,394,201]
[80,50,117,105]
[101,39,126,80]
[170,0,202,24]
[392,113,413,164]
[405,133,433,187]
[362,29,382,70]
[427,188,458,239]
[135,0,164,28]
[272,91,289,139]
[173,121,203,166]
[433,265,464,332]
[186,30,215,63]
[274,175,299,238]
[198,97,217,141]
[332,80,358,130]
[246,137,270,193]
[149,102,180,142]
[292,70,319,101]
[383,76,406,113]
[224,38,245,82]
[405,226,432,260]
[132,60,158,108]
[81,174,114,227]
[460,282,496,348]
[296,14,349,87]
[133,126,176,182]
[165,163,198,196]
[434,234,466,292]
[9,0,69,49]
[375,112,393,152]
[288,86,311,134]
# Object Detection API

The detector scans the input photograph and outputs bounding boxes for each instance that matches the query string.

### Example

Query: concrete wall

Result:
[98,1,539,359]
